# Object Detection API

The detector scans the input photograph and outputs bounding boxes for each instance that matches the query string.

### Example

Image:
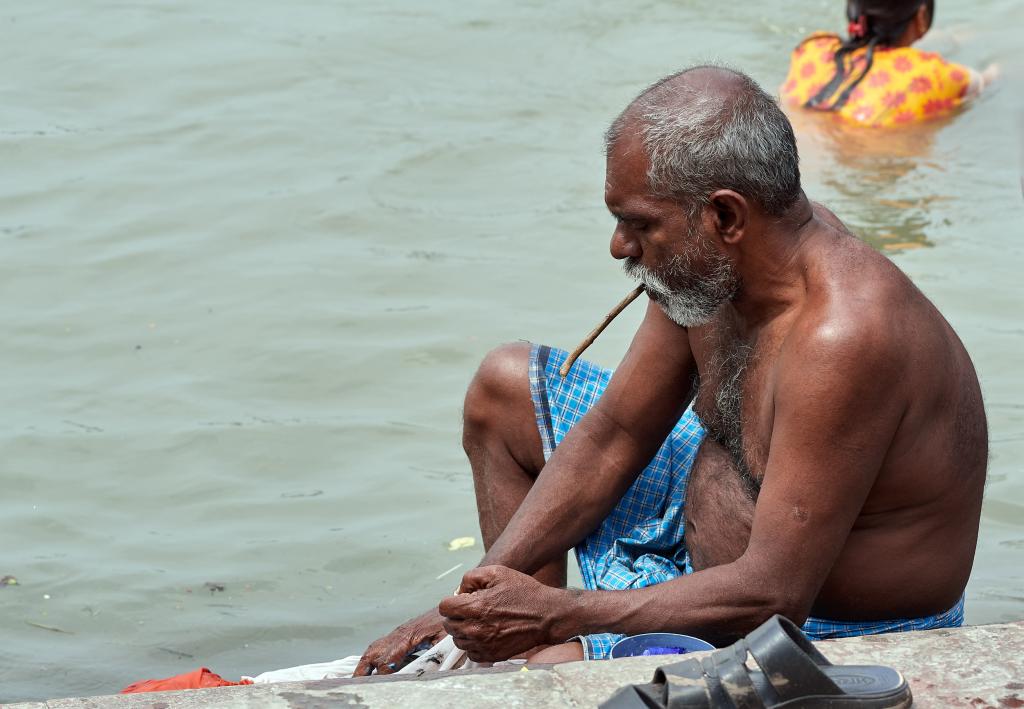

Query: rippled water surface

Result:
[1,1,1021,701]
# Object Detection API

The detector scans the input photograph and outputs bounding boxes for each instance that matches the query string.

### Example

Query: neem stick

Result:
[559,284,646,377]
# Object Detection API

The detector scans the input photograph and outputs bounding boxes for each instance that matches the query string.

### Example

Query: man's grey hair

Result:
[606,66,801,219]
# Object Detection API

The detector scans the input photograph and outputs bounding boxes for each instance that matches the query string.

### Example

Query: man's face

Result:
[604,125,738,327]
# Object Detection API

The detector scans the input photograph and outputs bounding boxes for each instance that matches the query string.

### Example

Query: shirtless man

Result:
[355,66,987,673]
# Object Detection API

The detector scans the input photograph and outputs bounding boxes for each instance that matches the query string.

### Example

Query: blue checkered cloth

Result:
[528,343,965,660]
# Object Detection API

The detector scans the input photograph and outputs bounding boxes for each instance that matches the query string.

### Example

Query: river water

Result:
[1,1,1021,702]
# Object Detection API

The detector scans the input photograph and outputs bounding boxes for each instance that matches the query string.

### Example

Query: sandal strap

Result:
[708,643,766,709]
[651,646,768,709]
[744,615,842,701]
[698,654,735,708]
[655,658,714,708]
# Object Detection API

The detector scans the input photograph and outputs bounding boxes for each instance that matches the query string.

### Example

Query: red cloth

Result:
[121,667,252,693]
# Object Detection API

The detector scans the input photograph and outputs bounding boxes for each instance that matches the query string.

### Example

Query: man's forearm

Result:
[479,408,653,574]
[550,559,800,646]
[478,398,681,576]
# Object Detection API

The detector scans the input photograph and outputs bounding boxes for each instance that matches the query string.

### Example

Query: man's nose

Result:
[609,228,641,260]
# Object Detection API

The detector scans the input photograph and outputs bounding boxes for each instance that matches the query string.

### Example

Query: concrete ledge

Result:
[11,621,1024,708]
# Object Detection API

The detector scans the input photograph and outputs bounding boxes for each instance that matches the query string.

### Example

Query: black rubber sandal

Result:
[600,615,912,708]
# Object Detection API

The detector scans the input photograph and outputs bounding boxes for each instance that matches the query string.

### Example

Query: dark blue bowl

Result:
[610,632,715,659]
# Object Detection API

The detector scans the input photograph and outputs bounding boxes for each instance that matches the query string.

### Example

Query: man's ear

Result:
[708,190,748,245]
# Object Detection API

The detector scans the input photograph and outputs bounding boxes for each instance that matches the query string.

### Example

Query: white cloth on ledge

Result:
[242,634,510,684]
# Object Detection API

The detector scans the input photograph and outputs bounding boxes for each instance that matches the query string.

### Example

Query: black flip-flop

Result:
[600,615,912,708]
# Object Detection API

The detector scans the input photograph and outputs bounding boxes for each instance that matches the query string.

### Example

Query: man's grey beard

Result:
[623,247,738,327]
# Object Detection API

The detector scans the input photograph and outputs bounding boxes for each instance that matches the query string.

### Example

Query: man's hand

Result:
[354,607,446,676]
[438,566,576,662]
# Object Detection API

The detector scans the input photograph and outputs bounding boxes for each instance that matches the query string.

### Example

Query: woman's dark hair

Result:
[804,0,935,111]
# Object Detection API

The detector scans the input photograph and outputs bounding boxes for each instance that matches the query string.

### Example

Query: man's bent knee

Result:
[463,343,533,432]
[462,342,542,469]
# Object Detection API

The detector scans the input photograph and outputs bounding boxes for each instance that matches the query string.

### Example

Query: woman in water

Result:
[781,0,998,127]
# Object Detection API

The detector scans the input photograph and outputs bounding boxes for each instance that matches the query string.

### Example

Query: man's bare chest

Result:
[689,316,787,485]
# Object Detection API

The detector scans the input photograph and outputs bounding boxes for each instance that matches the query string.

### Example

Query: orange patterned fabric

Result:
[780,32,971,127]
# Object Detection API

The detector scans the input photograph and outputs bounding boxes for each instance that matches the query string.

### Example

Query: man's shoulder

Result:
[771,296,908,419]
[786,239,918,371]
[807,214,924,317]
[787,297,899,367]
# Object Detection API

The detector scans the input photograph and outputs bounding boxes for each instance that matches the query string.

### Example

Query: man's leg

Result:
[527,642,584,664]
[462,342,566,588]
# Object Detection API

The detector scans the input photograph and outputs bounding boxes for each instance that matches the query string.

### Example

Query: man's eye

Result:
[612,215,649,232]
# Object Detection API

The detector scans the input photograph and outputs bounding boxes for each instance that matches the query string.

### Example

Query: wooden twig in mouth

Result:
[559,284,646,377]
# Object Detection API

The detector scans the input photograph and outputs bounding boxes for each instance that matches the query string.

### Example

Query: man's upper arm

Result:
[741,320,907,619]
[591,298,698,452]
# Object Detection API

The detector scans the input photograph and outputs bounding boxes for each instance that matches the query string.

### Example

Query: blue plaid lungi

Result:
[528,343,965,660]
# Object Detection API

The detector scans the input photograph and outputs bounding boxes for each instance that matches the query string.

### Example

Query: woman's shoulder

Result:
[874,46,971,88]
[782,32,843,106]
[793,31,841,53]
[877,45,961,69]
